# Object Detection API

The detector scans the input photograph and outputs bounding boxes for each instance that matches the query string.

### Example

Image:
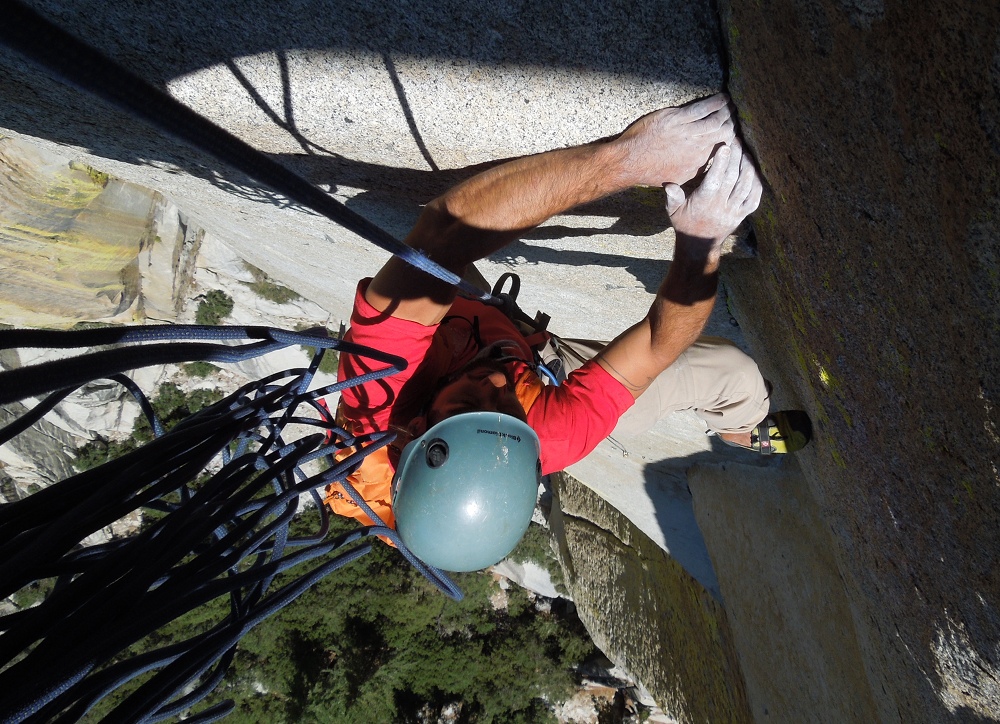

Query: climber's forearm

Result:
[409,141,631,269]
[415,92,736,268]
[366,140,630,323]
[365,94,736,324]
[596,235,718,397]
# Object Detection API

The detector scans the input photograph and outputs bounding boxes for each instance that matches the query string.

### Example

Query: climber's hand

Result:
[664,139,762,250]
[614,94,736,187]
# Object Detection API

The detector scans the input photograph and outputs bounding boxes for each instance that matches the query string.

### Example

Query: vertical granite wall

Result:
[550,471,752,723]
[690,459,882,722]
[721,1,1000,719]
[0,0,727,337]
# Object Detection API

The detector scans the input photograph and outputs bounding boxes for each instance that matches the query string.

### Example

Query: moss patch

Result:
[242,263,301,305]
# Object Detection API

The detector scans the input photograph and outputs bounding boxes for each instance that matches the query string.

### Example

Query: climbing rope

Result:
[0,3,521,720]
[0,325,462,722]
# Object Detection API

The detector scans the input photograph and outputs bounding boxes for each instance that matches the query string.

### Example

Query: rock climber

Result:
[326,93,810,571]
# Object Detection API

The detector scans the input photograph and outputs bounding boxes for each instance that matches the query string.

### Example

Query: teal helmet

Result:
[392,411,542,572]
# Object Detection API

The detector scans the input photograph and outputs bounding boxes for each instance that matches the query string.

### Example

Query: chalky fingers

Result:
[742,173,763,214]
[730,148,756,203]
[700,144,732,193]
[678,93,731,122]
[721,139,744,192]
[688,102,734,138]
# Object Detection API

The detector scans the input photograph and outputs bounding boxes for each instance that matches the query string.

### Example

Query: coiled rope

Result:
[0,3,514,719]
[0,325,462,722]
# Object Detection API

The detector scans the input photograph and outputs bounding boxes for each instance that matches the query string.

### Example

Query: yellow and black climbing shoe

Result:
[725,410,813,455]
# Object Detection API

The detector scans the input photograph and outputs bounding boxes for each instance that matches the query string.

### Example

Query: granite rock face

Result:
[0,142,340,508]
[4,0,723,166]
[0,0,729,340]
[0,137,208,328]
[721,0,1000,719]
[690,460,881,722]
[549,471,751,723]
[11,0,998,719]
[0,139,153,327]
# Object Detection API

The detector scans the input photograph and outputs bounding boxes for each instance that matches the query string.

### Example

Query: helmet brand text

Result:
[476,428,521,443]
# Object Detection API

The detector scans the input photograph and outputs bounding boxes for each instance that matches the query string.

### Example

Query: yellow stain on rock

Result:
[0,138,156,327]
[830,446,847,469]
[818,365,832,388]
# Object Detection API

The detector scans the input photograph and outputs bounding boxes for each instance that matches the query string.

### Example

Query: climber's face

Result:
[425,359,526,427]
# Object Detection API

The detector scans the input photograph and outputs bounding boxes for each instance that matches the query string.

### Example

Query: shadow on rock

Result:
[640,435,780,600]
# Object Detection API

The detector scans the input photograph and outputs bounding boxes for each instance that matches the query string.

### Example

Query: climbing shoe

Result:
[723,410,813,455]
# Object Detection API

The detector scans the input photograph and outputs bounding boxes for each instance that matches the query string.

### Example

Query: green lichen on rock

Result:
[242,262,301,304]
[68,160,111,188]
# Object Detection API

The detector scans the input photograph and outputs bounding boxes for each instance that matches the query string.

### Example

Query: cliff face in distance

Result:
[720,0,1000,718]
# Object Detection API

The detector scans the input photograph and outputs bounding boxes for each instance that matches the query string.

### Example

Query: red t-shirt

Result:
[338,279,634,475]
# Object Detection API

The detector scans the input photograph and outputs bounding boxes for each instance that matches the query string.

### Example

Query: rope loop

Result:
[0,325,462,722]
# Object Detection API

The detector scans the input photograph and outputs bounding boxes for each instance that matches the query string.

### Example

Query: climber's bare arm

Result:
[366,94,736,325]
[596,141,763,397]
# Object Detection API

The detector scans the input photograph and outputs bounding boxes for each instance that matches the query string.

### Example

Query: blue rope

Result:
[536,362,561,387]
[0,325,464,722]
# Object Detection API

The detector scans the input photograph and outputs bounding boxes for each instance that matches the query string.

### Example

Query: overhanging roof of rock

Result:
[20,0,721,83]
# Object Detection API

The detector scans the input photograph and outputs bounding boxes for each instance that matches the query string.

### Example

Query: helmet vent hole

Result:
[426,439,449,468]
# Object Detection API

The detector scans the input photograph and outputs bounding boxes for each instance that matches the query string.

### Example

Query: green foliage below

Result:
[196,290,235,326]
[184,361,221,378]
[243,264,301,305]
[508,522,566,595]
[73,382,224,472]
[295,325,341,375]
[303,346,339,375]
[81,512,593,723]
[11,577,55,610]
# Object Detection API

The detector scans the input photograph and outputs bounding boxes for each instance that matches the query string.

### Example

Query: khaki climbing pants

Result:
[540,335,770,437]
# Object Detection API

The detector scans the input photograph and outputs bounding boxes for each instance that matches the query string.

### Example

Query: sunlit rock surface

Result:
[0,145,339,509]
[0,0,739,339]
[0,139,153,327]
[0,137,213,328]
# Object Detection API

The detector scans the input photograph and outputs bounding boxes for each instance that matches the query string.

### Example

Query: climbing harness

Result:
[489,273,562,385]
[491,273,551,341]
